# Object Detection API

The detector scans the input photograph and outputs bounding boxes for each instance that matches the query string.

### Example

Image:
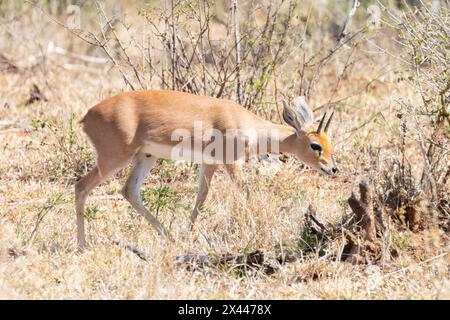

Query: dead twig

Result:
[232,0,242,104]
[383,252,449,278]
[25,84,48,105]
[0,53,20,73]
[26,194,64,247]
[113,240,150,262]
[175,250,266,272]
[0,120,33,131]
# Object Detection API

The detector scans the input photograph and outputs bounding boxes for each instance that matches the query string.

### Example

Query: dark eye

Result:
[310,142,322,152]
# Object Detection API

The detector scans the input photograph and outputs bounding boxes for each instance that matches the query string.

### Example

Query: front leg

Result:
[190,164,217,227]
[122,154,172,240]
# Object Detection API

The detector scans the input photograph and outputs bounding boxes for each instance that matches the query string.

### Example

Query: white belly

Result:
[140,141,247,165]
[141,141,175,160]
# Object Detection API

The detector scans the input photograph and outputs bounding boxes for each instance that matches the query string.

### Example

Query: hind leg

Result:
[122,153,172,240]
[190,164,217,228]
[75,156,132,250]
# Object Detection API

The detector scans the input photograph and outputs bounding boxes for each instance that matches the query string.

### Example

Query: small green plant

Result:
[230,266,246,278]
[31,117,51,130]
[141,186,181,216]
[392,231,411,252]
[44,112,94,182]
[25,193,66,245]
[67,112,77,150]
[84,206,101,220]
[298,226,319,252]
[337,198,349,210]
[199,206,214,217]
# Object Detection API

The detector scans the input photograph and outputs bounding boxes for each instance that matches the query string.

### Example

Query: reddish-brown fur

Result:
[75,89,336,248]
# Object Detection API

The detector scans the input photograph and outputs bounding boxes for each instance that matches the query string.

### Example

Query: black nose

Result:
[332,167,338,174]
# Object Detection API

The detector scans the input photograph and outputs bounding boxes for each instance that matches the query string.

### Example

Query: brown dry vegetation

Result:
[0,0,449,299]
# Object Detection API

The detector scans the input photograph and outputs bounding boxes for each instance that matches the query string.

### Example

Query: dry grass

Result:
[0,1,448,299]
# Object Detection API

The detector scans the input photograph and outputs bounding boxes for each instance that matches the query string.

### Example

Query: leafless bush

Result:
[115,0,300,111]
[42,0,370,117]
[382,2,450,228]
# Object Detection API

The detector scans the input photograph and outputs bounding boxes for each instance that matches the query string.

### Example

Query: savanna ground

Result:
[0,0,449,299]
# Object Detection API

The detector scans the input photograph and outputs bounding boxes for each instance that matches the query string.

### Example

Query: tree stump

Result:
[348,181,377,242]
[344,181,382,264]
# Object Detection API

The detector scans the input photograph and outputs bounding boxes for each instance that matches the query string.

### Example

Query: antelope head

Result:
[282,97,338,175]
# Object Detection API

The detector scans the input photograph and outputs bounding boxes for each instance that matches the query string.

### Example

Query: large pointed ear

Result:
[282,100,303,136]
[295,96,314,127]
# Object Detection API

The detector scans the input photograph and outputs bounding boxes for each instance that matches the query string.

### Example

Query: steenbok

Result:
[75,90,337,248]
